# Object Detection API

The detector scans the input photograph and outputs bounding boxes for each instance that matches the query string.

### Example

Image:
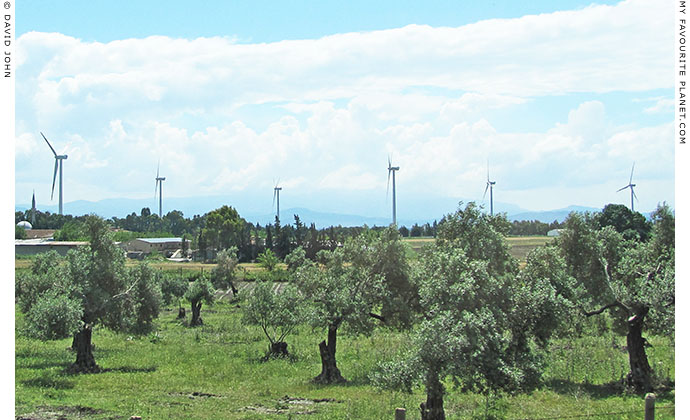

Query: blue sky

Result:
[14,0,675,218]
[18,1,624,43]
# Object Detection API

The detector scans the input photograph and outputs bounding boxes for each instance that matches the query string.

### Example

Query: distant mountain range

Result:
[15,195,608,228]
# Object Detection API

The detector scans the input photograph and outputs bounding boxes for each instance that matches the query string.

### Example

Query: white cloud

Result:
[15,0,675,213]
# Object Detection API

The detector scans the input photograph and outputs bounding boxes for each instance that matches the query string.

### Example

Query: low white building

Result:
[547,229,564,237]
[15,238,87,256]
[123,237,184,256]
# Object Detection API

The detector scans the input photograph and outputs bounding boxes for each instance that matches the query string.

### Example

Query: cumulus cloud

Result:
[15,0,674,212]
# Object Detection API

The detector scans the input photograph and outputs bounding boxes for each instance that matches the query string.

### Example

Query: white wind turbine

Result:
[483,161,496,216]
[387,156,400,225]
[41,132,68,215]
[273,180,282,223]
[617,163,638,212]
[154,160,166,217]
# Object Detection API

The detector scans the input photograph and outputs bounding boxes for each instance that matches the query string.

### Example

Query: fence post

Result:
[645,393,656,420]
[395,407,406,420]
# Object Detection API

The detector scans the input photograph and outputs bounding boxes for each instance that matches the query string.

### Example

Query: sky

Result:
[13,0,675,219]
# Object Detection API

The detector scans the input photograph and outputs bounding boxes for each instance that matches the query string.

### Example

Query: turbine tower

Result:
[273,180,282,223]
[387,157,400,225]
[154,161,166,217]
[617,162,638,212]
[31,190,36,226]
[483,161,496,216]
[41,132,67,215]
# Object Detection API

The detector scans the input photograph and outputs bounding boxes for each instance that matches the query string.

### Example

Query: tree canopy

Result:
[16,215,162,372]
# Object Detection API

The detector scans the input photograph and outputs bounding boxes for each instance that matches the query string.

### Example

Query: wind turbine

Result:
[41,132,67,215]
[617,162,638,212]
[387,156,400,225]
[154,160,166,217]
[273,180,282,223]
[483,161,496,216]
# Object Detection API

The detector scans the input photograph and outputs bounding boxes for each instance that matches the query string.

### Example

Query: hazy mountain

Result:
[15,195,613,227]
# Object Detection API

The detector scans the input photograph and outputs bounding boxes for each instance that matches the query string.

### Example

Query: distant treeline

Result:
[15,207,390,263]
[16,207,568,250]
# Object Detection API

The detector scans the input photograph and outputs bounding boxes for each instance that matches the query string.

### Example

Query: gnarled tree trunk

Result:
[190,300,203,326]
[268,341,289,358]
[71,324,99,373]
[626,309,653,393]
[314,322,345,384]
[420,369,445,420]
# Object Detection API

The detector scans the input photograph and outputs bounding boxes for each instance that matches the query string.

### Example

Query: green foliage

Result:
[242,280,305,346]
[257,248,280,271]
[184,273,215,306]
[596,203,651,241]
[284,246,307,272]
[437,201,517,277]
[161,274,189,306]
[295,247,384,337]
[212,247,238,289]
[15,224,27,239]
[125,263,163,334]
[373,212,566,418]
[53,220,87,241]
[23,291,83,340]
[344,226,418,329]
[17,216,163,341]
[202,205,246,252]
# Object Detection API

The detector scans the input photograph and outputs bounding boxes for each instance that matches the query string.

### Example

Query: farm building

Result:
[123,237,184,257]
[15,238,87,256]
[547,229,564,237]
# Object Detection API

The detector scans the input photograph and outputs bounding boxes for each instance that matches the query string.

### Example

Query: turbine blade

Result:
[157,159,160,178]
[629,162,635,185]
[41,132,58,157]
[154,179,159,200]
[632,187,638,202]
[273,189,276,208]
[616,186,628,192]
[386,170,391,199]
[483,183,489,200]
[51,159,58,200]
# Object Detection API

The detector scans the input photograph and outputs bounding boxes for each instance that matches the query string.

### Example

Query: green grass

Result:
[16,301,675,420]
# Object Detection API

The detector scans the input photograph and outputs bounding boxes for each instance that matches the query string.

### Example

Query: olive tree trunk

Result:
[420,369,445,420]
[626,309,653,393]
[268,341,289,358]
[71,324,99,373]
[314,323,345,384]
[190,300,203,326]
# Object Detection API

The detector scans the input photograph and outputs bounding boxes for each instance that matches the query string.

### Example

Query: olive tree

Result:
[161,273,189,318]
[15,216,162,373]
[212,246,239,295]
[371,203,567,420]
[184,273,215,327]
[293,227,415,384]
[242,280,304,358]
[556,204,675,392]
[372,241,566,420]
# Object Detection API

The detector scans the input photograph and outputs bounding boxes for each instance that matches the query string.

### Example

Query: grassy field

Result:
[402,236,554,263]
[16,299,675,420]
